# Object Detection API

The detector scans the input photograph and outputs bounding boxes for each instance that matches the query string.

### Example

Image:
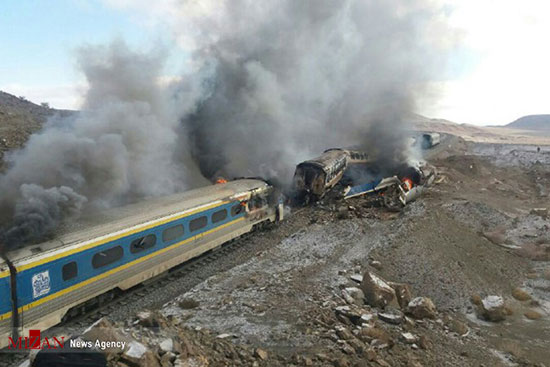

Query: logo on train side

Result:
[8,329,64,350]
[32,270,51,298]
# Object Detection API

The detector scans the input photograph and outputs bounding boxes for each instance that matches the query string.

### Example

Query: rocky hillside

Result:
[507,115,550,131]
[0,90,73,166]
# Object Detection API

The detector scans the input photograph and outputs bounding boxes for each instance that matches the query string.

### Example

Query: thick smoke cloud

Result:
[176,0,454,180]
[0,41,206,247]
[0,0,455,248]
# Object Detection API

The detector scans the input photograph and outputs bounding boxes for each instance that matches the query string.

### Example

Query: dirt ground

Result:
[145,135,549,367]
[4,131,550,367]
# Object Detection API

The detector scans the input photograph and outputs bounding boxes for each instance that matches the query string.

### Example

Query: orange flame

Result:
[215,178,227,184]
[402,178,414,191]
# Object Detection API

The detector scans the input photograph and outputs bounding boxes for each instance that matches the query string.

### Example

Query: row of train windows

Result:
[61,204,244,281]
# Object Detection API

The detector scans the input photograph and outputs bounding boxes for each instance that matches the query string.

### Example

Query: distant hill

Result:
[0,90,73,167]
[506,115,550,131]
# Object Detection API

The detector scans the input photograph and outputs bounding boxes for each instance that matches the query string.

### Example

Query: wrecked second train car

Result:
[343,163,436,209]
[292,149,369,202]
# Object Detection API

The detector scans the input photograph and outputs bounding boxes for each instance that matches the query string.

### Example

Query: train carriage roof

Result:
[296,149,349,171]
[2,179,268,265]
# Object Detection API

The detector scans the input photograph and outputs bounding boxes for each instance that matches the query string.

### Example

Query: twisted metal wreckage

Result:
[292,147,437,209]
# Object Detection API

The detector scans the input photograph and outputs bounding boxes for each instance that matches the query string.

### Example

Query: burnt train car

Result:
[421,133,441,149]
[293,148,369,202]
[0,179,284,349]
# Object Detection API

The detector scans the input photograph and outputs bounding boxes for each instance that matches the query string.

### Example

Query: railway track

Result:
[0,207,312,367]
[0,224,269,367]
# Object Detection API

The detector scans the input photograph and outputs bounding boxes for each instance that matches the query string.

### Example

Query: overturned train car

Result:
[293,149,369,202]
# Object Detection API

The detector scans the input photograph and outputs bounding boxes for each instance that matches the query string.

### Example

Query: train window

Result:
[130,234,156,254]
[211,209,228,223]
[231,203,243,216]
[92,246,123,269]
[189,216,207,232]
[162,224,184,242]
[62,261,78,281]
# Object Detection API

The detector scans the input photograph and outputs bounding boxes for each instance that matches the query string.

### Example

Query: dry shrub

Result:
[470,294,482,306]
[524,310,543,320]
[511,288,531,301]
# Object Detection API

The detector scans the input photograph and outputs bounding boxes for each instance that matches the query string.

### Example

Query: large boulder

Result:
[388,282,412,310]
[478,296,506,322]
[122,341,161,367]
[406,297,437,319]
[360,271,397,309]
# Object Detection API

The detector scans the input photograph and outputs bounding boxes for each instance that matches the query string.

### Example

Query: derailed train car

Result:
[343,163,436,209]
[293,148,369,202]
[0,179,284,349]
[421,133,441,149]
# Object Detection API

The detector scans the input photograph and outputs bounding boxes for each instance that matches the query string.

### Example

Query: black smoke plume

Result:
[0,41,206,249]
[179,0,453,181]
[0,0,456,249]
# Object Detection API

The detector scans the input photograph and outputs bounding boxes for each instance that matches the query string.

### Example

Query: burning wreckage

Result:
[292,148,436,209]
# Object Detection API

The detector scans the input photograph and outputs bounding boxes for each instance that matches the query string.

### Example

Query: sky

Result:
[0,0,548,126]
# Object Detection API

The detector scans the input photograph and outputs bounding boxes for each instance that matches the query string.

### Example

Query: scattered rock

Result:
[135,311,159,328]
[160,352,176,367]
[361,313,375,325]
[530,207,548,218]
[375,358,391,367]
[406,297,437,319]
[448,319,469,336]
[369,260,383,270]
[360,326,392,345]
[342,287,365,306]
[335,326,355,341]
[512,288,531,301]
[401,332,418,344]
[388,282,412,310]
[524,310,543,320]
[360,271,397,309]
[350,274,363,283]
[216,333,233,339]
[159,338,174,354]
[122,341,160,367]
[478,295,506,322]
[417,335,431,350]
[178,298,200,310]
[254,348,268,360]
[378,310,404,325]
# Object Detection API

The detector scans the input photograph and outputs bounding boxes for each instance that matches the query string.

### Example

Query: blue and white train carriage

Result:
[0,179,283,348]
